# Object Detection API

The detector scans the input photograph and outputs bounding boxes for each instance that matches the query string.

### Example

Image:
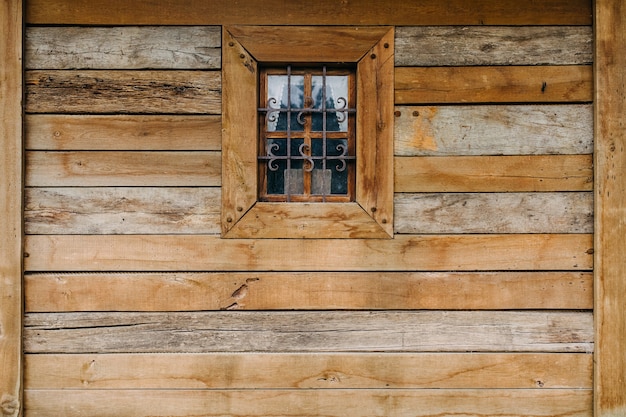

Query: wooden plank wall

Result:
[22,2,594,416]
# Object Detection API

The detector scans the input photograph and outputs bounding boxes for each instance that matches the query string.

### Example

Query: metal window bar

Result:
[258,65,355,201]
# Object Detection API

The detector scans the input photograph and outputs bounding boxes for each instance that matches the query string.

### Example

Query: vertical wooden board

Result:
[0,1,22,415]
[23,389,593,417]
[26,26,221,70]
[220,28,258,234]
[595,0,626,416]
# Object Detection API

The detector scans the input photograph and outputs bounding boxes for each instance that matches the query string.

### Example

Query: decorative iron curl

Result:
[266,142,281,171]
[298,143,314,172]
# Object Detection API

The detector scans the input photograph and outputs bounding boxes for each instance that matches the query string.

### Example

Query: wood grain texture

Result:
[26,26,221,70]
[25,0,593,25]
[24,352,592,389]
[23,234,593,272]
[0,1,23,415]
[594,0,626,415]
[23,311,593,353]
[395,66,593,104]
[396,26,592,66]
[24,187,221,235]
[227,26,390,62]
[395,155,593,192]
[25,70,221,114]
[26,151,221,187]
[25,115,221,150]
[24,271,593,312]
[395,192,593,234]
[394,105,593,156]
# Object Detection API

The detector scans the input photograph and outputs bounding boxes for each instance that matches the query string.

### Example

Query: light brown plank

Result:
[395,155,593,192]
[395,66,593,104]
[0,0,23,414]
[395,26,592,66]
[25,0,593,25]
[25,70,221,114]
[25,115,221,150]
[23,234,593,272]
[227,26,390,62]
[394,105,593,156]
[24,353,592,389]
[395,192,593,234]
[26,26,221,70]
[24,272,593,312]
[594,0,626,416]
[23,311,593,353]
[23,389,593,417]
[26,151,221,187]
[24,187,221,235]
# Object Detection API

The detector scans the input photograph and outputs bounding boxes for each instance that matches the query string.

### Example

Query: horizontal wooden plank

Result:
[23,234,593,272]
[23,389,593,417]
[24,271,593,312]
[25,70,221,114]
[26,151,221,187]
[26,26,221,70]
[395,155,593,192]
[24,352,592,389]
[25,0,593,25]
[23,311,593,353]
[395,26,592,66]
[394,104,593,156]
[24,187,220,235]
[395,66,593,104]
[25,115,221,150]
[395,192,593,234]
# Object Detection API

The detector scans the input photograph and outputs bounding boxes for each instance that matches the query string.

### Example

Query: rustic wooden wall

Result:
[21,1,594,416]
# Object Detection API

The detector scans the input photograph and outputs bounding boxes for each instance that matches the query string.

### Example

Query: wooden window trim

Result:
[222,26,394,238]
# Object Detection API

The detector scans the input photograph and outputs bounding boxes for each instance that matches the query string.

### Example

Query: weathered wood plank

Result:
[25,0,593,25]
[23,311,594,353]
[394,105,593,156]
[0,0,23,414]
[23,389,593,417]
[395,155,593,192]
[23,234,594,272]
[395,192,593,234]
[24,353,592,389]
[24,187,221,235]
[26,151,221,187]
[25,70,221,114]
[594,1,626,415]
[24,271,593,312]
[25,115,221,150]
[395,66,593,104]
[26,26,221,70]
[227,26,390,62]
[395,26,592,66]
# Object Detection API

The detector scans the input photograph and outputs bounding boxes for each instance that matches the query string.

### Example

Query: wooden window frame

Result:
[221,26,394,238]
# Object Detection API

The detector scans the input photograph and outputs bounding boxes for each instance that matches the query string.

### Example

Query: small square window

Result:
[259,66,356,202]
[222,26,394,238]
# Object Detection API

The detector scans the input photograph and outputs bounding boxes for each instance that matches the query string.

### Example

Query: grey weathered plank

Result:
[25,70,221,114]
[26,26,221,70]
[25,114,222,151]
[394,192,593,234]
[25,187,221,235]
[394,104,593,156]
[23,311,593,353]
[395,26,592,66]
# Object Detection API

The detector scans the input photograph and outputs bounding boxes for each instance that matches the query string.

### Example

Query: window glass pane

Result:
[267,75,304,132]
[311,75,349,132]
